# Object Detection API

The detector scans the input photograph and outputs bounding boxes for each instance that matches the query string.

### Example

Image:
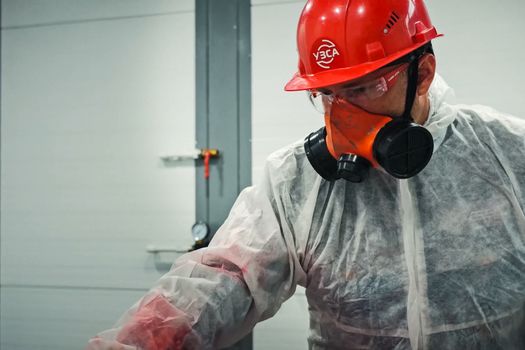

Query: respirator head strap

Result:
[399,42,435,120]
[402,55,420,121]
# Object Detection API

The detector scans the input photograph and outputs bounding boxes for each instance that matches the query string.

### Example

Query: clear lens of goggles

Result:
[307,91,327,114]
[339,77,388,102]
[307,76,389,114]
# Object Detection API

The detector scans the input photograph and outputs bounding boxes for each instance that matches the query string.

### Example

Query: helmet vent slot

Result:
[384,11,400,33]
[392,11,400,21]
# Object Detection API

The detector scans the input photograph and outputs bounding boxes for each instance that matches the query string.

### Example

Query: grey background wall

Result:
[2,0,525,349]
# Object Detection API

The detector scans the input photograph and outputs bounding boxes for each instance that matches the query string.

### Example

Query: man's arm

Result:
[86,177,306,350]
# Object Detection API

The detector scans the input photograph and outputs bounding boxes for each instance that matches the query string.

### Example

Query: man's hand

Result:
[116,293,200,350]
[86,293,200,350]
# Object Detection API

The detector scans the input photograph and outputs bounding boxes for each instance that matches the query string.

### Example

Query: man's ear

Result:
[417,53,436,96]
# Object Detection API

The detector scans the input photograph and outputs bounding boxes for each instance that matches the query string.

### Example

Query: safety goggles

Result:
[308,63,409,113]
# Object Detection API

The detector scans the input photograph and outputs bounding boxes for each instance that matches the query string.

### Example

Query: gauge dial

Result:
[191,221,210,242]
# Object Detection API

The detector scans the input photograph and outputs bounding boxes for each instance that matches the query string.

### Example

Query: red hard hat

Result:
[285,0,443,92]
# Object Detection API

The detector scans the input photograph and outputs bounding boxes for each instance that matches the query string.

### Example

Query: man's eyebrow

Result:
[339,74,382,90]
[317,88,333,94]
[320,73,381,93]
[340,82,360,89]
[339,80,370,90]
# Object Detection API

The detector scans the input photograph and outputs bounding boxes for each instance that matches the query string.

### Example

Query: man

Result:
[88,0,525,349]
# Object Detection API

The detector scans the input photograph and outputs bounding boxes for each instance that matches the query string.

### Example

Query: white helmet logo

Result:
[313,39,340,69]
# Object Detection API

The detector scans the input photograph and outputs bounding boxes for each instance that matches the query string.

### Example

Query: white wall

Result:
[250,0,525,349]
[426,0,525,115]
[1,1,196,349]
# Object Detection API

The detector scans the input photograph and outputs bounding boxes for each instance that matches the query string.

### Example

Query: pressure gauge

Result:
[191,221,210,243]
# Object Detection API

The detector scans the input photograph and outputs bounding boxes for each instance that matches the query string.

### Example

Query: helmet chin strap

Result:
[402,56,420,121]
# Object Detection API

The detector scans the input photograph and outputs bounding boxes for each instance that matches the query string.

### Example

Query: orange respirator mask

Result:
[304,56,434,182]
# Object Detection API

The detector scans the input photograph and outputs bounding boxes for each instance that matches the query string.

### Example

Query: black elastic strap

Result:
[402,56,420,121]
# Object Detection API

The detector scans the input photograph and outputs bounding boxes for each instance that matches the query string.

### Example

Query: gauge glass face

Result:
[192,222,209,241]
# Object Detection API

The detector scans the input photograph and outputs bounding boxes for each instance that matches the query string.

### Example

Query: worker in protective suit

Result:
[87,0,525,349]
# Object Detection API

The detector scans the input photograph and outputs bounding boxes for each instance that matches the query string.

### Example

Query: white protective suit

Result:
[88,75,525,350]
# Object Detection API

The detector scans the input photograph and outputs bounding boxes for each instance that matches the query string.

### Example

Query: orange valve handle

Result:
[204,151,211,180]
[200,149,219,180]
